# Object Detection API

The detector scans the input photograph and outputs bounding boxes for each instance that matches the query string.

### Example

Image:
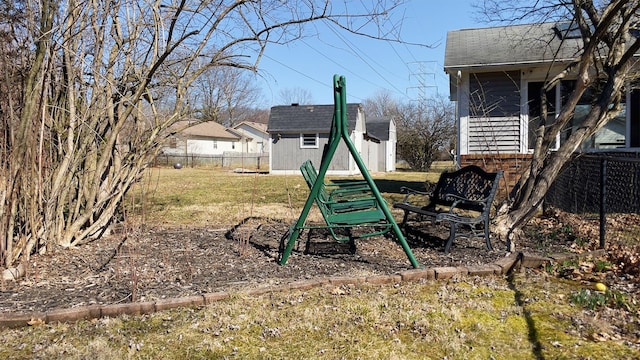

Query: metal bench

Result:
[393,165,503,253]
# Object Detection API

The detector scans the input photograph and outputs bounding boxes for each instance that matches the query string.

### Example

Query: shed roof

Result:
[365,117,393,141]
[267,103,361,133]
[444,22,583,72]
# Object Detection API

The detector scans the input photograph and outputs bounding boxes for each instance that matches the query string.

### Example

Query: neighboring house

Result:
[163,120,241,156]
[267,103,394,175]
[232,121,269,154]
[444,21,640,186]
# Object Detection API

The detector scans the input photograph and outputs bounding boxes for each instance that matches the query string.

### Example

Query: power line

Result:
[388,41,414,73]
[324,22,408,98]
[299,39,380,90]
[261,52,368,102]
[262,53,329,89]
[261,22,434,104]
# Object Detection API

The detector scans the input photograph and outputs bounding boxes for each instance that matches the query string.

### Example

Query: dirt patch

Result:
[0,217,530,313]
[0,212,634,315]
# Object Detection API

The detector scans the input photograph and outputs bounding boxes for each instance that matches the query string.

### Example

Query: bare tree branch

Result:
[0,0,417,267]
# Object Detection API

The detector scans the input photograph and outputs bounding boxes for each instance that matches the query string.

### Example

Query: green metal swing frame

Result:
[279,75,421,269]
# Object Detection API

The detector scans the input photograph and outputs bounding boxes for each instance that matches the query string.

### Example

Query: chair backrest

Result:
[300,160,332,203]
[431,165,502,214]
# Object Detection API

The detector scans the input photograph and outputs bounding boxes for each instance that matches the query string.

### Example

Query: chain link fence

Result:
[545,152,640,248]
[154,152,269,170]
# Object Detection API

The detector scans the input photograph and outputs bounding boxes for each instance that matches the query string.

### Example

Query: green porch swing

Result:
[278,75,421,269]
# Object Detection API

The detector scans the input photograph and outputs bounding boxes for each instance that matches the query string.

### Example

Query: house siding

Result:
[270,134,352,172]
[163,137,236,156]
[382,141,393,171]
[268,103,395,174]
[387,126,397,172]
[469,71,521,117]
[363,117,397,172]
[468,116,521,153]
[361,139,379,172]
[162,120,240,157]
[458,71,523,156]
[234,124,269,153]
[446,22,640,213]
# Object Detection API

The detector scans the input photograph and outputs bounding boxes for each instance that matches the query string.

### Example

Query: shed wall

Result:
[270,134,352,172]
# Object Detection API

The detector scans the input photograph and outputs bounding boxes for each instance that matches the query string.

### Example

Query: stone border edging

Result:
[0,250,606,329]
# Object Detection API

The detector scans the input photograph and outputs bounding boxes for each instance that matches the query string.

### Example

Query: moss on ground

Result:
[1,272,638,359]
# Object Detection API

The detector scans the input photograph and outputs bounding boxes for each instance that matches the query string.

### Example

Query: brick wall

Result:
[460,153,532,199]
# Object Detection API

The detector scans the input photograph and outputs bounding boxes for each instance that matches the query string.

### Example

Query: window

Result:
[213,140,218,149]
[300,133,318,148]
[232,141,235,150]
[562,80,626,150]
[529,79,631,151]
[169,137,177,149]
[630,89,640,147]
[470,71,521,118]
[527,81,558,150]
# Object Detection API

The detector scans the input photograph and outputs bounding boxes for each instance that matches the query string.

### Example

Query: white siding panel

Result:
[235,125,269,153]
[468,116,521,153]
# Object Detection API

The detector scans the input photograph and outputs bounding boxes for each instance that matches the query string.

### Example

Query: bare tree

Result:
[363,89,400,118]
[232,106,271,125]
[478,1,640,246]
[278,87,315,105]
[365,92,455,170]
[396,97,456,170]
[0,0,410,269]
[192,67,263,126]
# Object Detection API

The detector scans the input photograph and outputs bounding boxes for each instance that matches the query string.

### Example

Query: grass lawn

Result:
[127,165,439,226]
[1,163,638,359]
[1,273,637,359]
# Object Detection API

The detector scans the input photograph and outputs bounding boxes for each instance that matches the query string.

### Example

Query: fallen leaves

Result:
[27,318,45,326]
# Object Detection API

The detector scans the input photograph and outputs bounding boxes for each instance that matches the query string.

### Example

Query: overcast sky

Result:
[255,0,482,107]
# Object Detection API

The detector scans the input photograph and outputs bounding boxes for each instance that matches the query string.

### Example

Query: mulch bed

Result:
[0,217,564,314]
[3,211,639,349]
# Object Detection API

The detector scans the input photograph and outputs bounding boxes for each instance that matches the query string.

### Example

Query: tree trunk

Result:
[0,1,410,269]
[498,69,628,249]
[479,0,640,251]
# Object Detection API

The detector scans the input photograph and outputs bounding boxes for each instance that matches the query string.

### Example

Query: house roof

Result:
[173,120,240,140]
[366,117,393,141]
[233,121,268,134]
[444,22,584,72]
[267,103,361,133]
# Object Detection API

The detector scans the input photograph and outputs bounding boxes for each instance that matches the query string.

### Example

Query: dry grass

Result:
[127,165,433,225]
[1,273,637,359]
[2,162,638,359]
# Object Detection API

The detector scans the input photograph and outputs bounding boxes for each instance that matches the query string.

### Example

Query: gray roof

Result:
[267,103,361,133]
[366,117,392,141]
[444,22,583,72]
